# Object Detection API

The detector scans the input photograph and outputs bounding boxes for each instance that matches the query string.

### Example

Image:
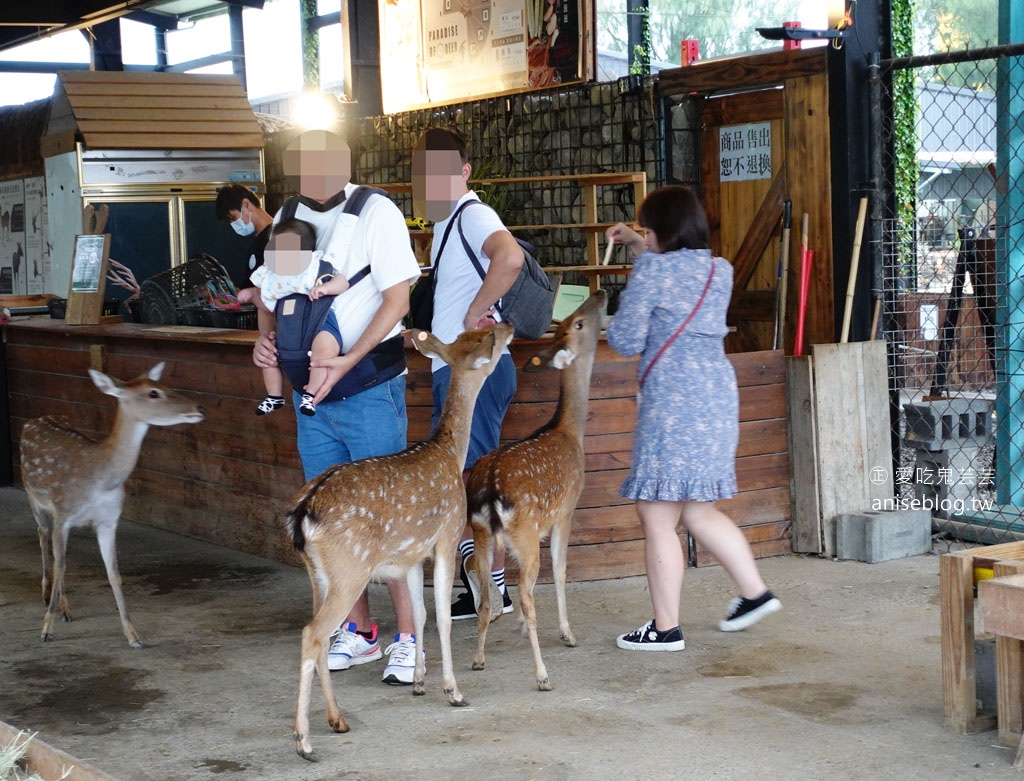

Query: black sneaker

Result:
[500,587,513,615]
[451,589,477,621]
[616,620,685,651]
[719,590,782,632]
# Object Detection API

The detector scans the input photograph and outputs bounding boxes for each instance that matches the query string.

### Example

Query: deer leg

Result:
[516,542,551,691]
[431,545,467,707]
[41,522,72,642]
[295,584,359,761]
[95,517,142,649]
[471,521,494,671]
[405,563,428,695]
[35,516,52,604]
[549,515,577,647]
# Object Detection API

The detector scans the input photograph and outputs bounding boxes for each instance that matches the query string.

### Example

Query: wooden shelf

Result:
[378,171,648,293]
[547,264,633,276]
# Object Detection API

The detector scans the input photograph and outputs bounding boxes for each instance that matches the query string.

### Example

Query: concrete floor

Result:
[0,485,1020,781]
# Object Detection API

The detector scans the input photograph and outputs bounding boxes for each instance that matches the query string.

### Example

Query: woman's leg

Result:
[636,499,686,631]
[679,501,766,599]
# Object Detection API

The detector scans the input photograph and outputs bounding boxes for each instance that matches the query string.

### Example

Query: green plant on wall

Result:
[892,0,920,286]
[629,6,651,76]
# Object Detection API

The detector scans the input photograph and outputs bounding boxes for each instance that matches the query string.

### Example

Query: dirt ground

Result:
[0,485,1021,781]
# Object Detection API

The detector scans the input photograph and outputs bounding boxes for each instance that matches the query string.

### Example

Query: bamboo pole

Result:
[841,197,869,343]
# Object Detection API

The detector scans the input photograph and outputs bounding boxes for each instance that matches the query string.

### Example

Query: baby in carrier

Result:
[237,218,349,416]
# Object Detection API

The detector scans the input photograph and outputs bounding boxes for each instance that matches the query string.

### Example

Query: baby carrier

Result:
[274,186,406,402]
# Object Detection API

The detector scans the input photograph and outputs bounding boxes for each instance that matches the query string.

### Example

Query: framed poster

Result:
[66,233,111,325]
[379,0,592,114]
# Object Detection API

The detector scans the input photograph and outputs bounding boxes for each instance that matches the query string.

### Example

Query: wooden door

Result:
[700,89,787,353]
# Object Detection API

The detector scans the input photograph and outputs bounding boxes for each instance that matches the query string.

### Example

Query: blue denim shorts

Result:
[431,353,516,470]
[294,374,407,481]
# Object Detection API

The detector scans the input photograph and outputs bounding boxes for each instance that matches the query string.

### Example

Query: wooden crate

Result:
[941,541,1024,735]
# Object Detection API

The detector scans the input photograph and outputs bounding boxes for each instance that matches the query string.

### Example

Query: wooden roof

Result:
[43,70,264,153]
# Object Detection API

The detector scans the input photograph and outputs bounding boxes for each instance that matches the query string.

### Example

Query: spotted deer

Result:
[468,290,606,690]
[20,362,204,648]
[286,322,514,761]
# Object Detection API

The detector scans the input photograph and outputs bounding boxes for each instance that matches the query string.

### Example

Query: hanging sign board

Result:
[379,0,592,114]
[719,122,773,182]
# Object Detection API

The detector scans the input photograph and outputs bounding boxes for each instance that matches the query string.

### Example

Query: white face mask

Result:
[231,215,255,237]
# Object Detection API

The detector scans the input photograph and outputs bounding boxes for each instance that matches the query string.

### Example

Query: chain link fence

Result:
[879,45,1024,545]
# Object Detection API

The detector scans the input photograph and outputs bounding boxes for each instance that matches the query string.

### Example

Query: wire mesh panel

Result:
[350,78,663,304]
[879,46,1024,544]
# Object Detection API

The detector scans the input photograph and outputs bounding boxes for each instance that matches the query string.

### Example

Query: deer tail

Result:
[285,468,338,552]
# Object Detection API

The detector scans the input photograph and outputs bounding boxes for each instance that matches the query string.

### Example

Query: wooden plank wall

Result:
[4,323,791,582]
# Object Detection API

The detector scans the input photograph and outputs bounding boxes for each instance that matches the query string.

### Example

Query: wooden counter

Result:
[3,317,791,581]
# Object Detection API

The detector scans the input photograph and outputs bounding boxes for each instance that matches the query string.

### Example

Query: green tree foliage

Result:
[914,0,999,90]
[596,0,805,65]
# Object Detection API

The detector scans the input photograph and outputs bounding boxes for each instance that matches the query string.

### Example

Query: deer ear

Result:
[89,368,122,397]
[147,362,165,381]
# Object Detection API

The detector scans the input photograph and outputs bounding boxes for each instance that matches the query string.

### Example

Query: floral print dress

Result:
[606,248,738,502]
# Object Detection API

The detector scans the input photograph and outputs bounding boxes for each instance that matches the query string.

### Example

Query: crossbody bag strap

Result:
[639,260,717,389]
[431,200,477,286]
[455,200,489,281]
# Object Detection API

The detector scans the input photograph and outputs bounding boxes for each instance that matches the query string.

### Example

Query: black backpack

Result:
[274,186,406,401]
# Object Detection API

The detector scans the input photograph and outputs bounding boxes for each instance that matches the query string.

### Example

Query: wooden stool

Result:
[977,571,1024,765]
[940,542,1024,734]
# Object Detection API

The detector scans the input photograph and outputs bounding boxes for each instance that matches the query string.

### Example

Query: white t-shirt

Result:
[429,191,511,373]
[274,184,420,353]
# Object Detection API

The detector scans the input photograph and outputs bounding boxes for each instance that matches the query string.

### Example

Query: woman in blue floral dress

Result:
[606,186,781,651]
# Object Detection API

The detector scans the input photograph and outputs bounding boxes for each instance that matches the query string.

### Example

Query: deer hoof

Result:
[560,633,577,647]
[471,660,485,671]
[293,734,317,762]
[445,690,469,708]
[329,718,349,734]
[538,678,553,692]
[61,614,72,623]
[40,632,53,643]
[412,681,426,696]
[128,639,144,649]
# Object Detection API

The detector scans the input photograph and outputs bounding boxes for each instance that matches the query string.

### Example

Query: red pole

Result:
[793,249,814,357]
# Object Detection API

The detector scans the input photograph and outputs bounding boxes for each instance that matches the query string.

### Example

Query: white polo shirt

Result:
[429,191,511,372]
[275,183,420,353]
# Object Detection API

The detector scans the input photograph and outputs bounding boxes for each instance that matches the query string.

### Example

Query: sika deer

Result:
[20,362,204,648]
[468,290,606,690]
[286,323,514,761]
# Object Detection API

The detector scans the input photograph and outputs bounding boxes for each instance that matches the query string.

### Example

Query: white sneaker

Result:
[327,622,382,671]
[381,633,423,685]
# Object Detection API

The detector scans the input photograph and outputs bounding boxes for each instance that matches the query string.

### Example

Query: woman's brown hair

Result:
[638,186,710,252]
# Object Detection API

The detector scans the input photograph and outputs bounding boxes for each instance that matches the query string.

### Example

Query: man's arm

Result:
[464,230,524,330]
[306,279,411,404]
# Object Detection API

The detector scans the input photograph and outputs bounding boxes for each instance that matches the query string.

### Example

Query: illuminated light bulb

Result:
[293,92,337,131]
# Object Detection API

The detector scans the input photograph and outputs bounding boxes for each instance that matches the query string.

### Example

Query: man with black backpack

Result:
[253,130,422,684]
[411,127,524,620]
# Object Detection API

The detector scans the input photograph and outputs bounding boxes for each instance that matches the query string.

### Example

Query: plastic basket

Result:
[177,303,258,330]
[138,253,238,325]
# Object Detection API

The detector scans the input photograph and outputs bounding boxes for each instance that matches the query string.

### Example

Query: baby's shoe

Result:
[255,396,285,416]
[299,393,317,416]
